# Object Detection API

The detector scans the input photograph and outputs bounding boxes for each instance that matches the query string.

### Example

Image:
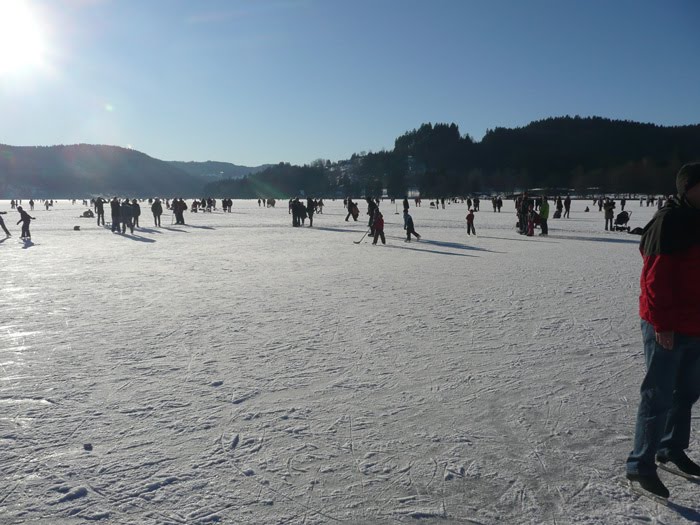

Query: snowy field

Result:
[1,197,698,525]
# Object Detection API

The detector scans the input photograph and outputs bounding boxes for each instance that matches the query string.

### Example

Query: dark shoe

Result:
[626,472,669,499]
[657,450,700,477]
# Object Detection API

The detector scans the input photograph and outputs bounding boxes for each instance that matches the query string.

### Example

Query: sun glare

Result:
[0,0,46,75]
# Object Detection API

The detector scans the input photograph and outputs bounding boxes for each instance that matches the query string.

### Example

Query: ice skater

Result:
[626,163,700,500]
[16,206,35,239]
[372,209,385,245]
[466,209,476,236]
[403,210,420,241]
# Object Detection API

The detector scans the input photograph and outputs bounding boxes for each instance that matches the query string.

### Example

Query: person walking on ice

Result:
[466,209,476,236]
[626,163,700,501]
[16,206,35,239]
[403,209,420,241]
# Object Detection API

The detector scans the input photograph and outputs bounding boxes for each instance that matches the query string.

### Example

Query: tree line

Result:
[204,116,700,198]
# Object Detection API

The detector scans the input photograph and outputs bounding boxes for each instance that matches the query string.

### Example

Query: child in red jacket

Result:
[372,210,385,245]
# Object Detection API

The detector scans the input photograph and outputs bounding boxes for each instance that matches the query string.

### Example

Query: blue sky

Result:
[1,0,698,166]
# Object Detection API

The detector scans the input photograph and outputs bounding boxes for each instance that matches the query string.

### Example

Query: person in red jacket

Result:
[465,209,476,236]
[626,163,700,500]
[372,209,385,245]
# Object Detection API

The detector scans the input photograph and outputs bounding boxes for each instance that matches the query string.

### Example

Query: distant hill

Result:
[168,160,272,181]
[0,144,203,198]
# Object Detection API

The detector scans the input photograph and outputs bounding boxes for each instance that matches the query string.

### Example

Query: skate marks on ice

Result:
[3,200,700,523]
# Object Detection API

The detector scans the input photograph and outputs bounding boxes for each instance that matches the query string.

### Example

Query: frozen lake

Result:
[1,197,697,524]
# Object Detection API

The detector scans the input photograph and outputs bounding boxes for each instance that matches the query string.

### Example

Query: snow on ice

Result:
[1,198,698,524]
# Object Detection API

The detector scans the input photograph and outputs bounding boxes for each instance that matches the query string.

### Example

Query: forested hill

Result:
[168,160,272,181]
[204,116,700,198]
[0,144,203,197]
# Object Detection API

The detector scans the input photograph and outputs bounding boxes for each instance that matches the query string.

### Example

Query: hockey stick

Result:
[353,229,371,244]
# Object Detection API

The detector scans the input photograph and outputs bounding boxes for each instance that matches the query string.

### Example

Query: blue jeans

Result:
[626,320,700,476]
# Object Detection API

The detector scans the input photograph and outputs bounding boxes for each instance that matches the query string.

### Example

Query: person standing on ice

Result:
[625,163,700,500]
[563,195,571,218]
[120,199,134,234]
[403,209,420,241]
[465,209,476,236]
[16,206,35,239]
[151,198,163,226]
[0,210,11,237]
[306,197,315,227]
[366,198,378,236]
[604,198,615,231]
[539,197,549,236]
[110,197,121,233]
[131,199,141,228]
[371,209,385,245]
[95,197,105,226]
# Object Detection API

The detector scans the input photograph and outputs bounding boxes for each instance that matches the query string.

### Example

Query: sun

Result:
[0,0,46,75]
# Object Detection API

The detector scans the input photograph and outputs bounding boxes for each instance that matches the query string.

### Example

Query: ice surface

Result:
[1,198,698,524]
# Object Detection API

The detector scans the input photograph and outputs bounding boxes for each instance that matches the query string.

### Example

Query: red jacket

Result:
[639,198,700,335]
[374,215,384,231]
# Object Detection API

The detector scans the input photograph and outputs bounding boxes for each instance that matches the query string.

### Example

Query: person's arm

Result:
[642,254,675,349]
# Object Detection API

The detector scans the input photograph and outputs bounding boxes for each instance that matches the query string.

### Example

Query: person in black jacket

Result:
[151,198,163,227]
[95,197,105,226]
[120,199,134,234]
[131,199,141,228]
[306,197,315,227]
[110,197,121,233]
[403,210,420,241]
[16,206,35,239]
[366,198,378,236]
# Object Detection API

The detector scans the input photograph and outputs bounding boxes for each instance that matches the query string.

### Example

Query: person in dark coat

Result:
[307,197,315,227]
[120,199,134,234]
[110,197,121,233]
[16,206,35,239]
[173,198,187,225]
[95,197,105,226]
[403,197,410,213]
[604,199,615,231]
[131,199,141,228]
[403,210,420,241]
[366,198,378,236]
[151,198,163,227]
[345,198,356,221]
[626,163,700,499]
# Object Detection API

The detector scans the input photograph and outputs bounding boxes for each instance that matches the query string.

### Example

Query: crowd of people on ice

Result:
[0,192,674,244]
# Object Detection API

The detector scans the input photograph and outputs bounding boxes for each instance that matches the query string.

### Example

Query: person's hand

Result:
[656,331,674,350]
